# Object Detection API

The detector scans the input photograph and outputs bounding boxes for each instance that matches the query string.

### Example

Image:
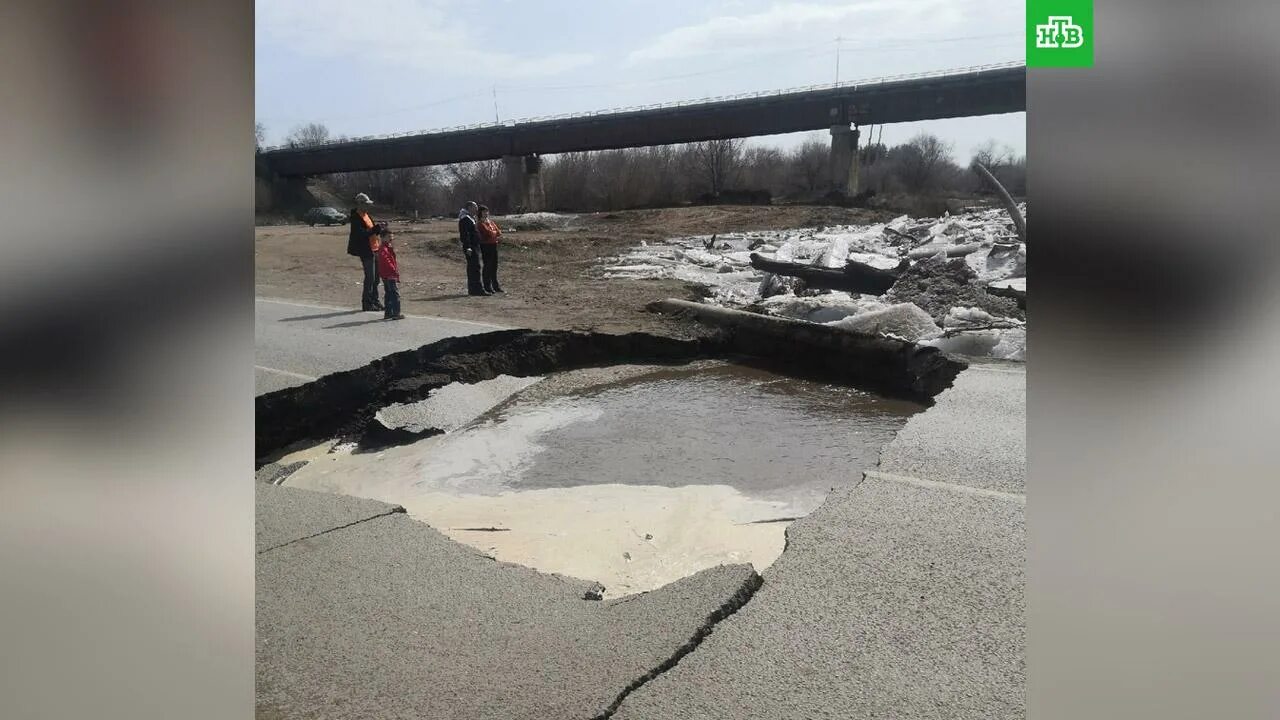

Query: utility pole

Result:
[834,37,841,84]
[492,85,499,123]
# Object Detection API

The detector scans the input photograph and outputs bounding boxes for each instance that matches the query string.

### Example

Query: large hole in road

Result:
[256,328,961,597]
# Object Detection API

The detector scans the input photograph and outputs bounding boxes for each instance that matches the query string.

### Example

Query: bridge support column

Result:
[268,175,314,215]
[503,154,544,213]
[829,124,861,197]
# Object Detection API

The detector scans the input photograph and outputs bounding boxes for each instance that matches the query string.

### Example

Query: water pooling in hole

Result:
[285,362,923,596]
[498,364,921,515]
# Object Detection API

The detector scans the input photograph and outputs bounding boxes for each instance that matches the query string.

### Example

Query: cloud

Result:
[257,0,594,78]
[626,0,965,66]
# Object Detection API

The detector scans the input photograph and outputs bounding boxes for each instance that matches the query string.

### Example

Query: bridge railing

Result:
[261,61,1024,153]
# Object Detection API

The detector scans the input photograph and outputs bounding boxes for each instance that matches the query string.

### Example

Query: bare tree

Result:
[286,122,332,148]
[893,133,954,193]
[970,140,1026,196]
[255,121,267,152]
[688,139,743,196]
[328,166,443,214]
[788,139,829,196]
[738,146,786,196]
[971,139,1014,169]
[444,160,506,213]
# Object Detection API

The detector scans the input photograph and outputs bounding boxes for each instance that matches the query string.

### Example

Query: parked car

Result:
[304,206,347,226]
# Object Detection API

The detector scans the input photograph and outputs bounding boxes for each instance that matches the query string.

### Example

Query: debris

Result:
[884,255,1022,324]
[596,205,1028,360]
[582,582,606,601]
[748,252,905,295]
[986,277,1027,308]
[973,162,1027,243]
[826,303,942,343]
[905,241,985,260]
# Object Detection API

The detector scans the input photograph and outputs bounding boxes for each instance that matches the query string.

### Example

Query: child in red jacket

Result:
[376,229,404,320]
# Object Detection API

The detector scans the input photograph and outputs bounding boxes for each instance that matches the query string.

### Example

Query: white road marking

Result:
[255,365,319,382]
[862,470,1025,504]
[256,297,507,330]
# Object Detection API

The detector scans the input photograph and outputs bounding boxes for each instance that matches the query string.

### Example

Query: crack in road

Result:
[256,507,407,555]
[592,570,764,719]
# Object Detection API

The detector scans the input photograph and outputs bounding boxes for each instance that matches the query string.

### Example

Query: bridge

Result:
[260,63,1025,210]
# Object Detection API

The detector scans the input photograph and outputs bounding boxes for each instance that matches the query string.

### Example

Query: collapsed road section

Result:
[256,324,965,462]
[256,484,763,720]
[254,320,1026,718]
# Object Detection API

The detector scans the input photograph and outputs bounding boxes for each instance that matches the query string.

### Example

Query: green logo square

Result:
[1028,0,1093,67]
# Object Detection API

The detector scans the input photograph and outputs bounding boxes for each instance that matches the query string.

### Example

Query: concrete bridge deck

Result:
[259,64,1025,209]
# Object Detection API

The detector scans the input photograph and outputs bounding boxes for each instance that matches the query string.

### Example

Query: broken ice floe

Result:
[601,205,1027,361]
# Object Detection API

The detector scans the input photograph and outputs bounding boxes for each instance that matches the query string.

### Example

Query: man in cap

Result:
[347,192,384,310]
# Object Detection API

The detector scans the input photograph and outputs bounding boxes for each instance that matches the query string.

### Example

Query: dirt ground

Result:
[255,205,897,334]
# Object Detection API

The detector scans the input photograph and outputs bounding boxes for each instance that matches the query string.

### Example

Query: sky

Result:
[255,0,1026,161]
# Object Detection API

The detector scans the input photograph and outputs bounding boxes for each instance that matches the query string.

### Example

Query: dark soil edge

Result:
[255,328,966,464]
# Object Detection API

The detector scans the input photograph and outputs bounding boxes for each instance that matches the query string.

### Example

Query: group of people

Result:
[346,194,504,318]
[457,201,504,296]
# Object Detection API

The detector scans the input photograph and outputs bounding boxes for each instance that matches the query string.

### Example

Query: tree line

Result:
[257,121,1025,216]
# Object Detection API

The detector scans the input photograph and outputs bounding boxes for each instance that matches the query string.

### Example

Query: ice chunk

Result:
[759,292,877,324]
[943,306,999,327]
[678,248,722,267]
[826,303,941,342]
[817,235,852,268]
[773,240,796,263]
[989,277,1026,292]
[846,252,904,270]
[924,328,1026,362]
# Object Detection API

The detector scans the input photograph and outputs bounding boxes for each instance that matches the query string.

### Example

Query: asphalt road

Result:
[255,297,504,395]
[256,484,761,720]
[613,364,1027,719]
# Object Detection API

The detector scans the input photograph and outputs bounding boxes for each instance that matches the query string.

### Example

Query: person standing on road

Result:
[348,193,385,311]
[458,201,486,296]
[476,205,504,294]
[375,228,405,320]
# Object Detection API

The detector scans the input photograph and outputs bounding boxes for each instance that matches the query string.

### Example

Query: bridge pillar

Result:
[503,154,544,213]
[829,124,861,197]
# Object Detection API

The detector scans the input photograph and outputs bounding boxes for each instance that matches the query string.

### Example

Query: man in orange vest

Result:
[347,193,385,311]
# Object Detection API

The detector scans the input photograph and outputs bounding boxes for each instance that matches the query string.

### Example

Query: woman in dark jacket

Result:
[347,192,384,311]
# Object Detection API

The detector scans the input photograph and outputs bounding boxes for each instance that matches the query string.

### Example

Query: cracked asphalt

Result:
[611,363,1026,719]
[256,485,760,720]
[255,363,1025,718]
[255,298,503,395]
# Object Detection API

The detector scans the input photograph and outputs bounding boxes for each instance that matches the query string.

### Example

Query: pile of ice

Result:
[500,212,578,231]
[601,205,1027,361]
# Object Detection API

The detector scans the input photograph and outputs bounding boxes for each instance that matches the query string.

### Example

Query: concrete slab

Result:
[255,461,308,486]
[612,475,1025,720]
[256,483,403,553]
[375,374,544,433]
[878,363,1025,494]
[256,486,760,720]
[255,298,504,395]
[611,363,1025,719]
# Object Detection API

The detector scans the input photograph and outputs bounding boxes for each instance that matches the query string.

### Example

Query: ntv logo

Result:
[1036,16,1085,49]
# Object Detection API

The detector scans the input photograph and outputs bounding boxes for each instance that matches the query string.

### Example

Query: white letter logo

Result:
[1035,16,1085,49]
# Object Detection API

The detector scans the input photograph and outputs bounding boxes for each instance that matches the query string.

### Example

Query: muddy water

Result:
[504,364,920,515]
[285,362,922,596]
